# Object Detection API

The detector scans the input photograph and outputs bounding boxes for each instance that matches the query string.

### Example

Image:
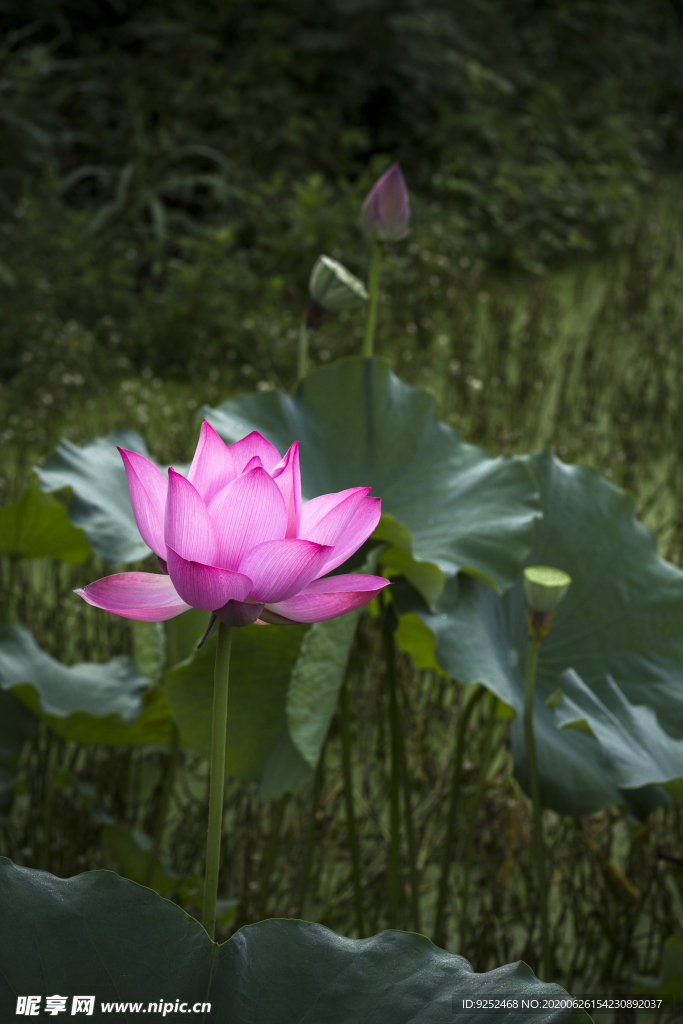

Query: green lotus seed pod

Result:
[523,565,571,613]
[309,255,368,313]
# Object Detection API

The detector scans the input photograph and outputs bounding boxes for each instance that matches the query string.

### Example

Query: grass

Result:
[3,174,683,1019]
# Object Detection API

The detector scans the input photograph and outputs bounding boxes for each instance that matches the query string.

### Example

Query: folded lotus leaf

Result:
[394,450,683,817]
[0,624,173,746]
[36,429,153,565]
[555,670,683,793]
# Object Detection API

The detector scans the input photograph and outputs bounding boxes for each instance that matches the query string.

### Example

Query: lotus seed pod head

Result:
[523,565,572,614]
[361,162,410,242]
[308,256,369,313]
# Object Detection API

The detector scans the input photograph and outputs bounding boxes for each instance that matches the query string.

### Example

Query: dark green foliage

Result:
[0,1,681,376]
[0,860,590,1022]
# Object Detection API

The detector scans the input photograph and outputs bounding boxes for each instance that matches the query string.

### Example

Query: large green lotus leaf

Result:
[0,624,173,746]
[555,670,683,792]
[396,450,683,817]
[0,688,36,820]
[0,859,589,1023]
[287,609,361,768]
[0,480,90,564]
[164,623,312,798]
[203,357,540,595]
[36,429,153,565]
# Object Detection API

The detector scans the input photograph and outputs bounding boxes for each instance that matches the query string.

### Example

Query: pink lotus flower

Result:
[361,162,410,242]
[76,422,389,631]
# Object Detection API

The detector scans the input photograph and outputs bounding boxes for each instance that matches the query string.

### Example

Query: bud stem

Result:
[362,242,382,358]
[297,320,309,381]
[523,633,551,980]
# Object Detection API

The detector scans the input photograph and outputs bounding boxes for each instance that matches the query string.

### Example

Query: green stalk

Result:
[362,242,382,358]
[143,722,180,887]
[296,740,327,918]
[340,679,365,937]
[397,687,421,934]
[523,634,550,980]
[297,319,309,380]
[3,555,18,624]
[433,683,485,946]
[258,794,289,920]
[383,617,401,929]
[201,622,233,940]
[460,694,498,952]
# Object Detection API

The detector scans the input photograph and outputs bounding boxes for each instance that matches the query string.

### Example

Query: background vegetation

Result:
[2,2,683,1017]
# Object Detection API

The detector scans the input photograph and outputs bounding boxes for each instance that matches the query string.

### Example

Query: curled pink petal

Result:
[208,467,287,570]
[264,573,389,623]
[238,538,332,603]
[271,442,301,538]
[118,448,168,559]
[166,547,252,611]
[187,421,237,504]
[75,572,190,622]
[300,487,371,536]
[227,431,282,475]
[165,468,219,565]
[300,489,381,574]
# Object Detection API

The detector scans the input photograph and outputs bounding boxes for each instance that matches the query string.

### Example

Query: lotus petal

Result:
[187,421,237,505]
[301,489,381,573]
[208,467,287,570]
[165,469,219,566]
[300,487,371,535]
[265,573,389,623]
[75,572,190,622]
[166,547,252,611]
[271,442,301,538]
[118,448,168,559]
[228,431,282,475]
[238,538,331,603]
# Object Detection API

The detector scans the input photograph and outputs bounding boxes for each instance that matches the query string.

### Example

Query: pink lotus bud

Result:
[361,163,410,242]
[75,422,389,630]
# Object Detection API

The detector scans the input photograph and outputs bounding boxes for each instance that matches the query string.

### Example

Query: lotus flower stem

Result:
[362,243,382,358]
[433,683,485,946]
[523,634,550,980]
[258,794,289,920]
[297,319,309,381]
[460,693,498,952]
[339,679,365,937]
[143,722,180,887]
[202,621,233,940]
[296,739,327,918]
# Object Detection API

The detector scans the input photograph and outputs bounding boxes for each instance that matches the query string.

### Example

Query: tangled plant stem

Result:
[433,683,486,947]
